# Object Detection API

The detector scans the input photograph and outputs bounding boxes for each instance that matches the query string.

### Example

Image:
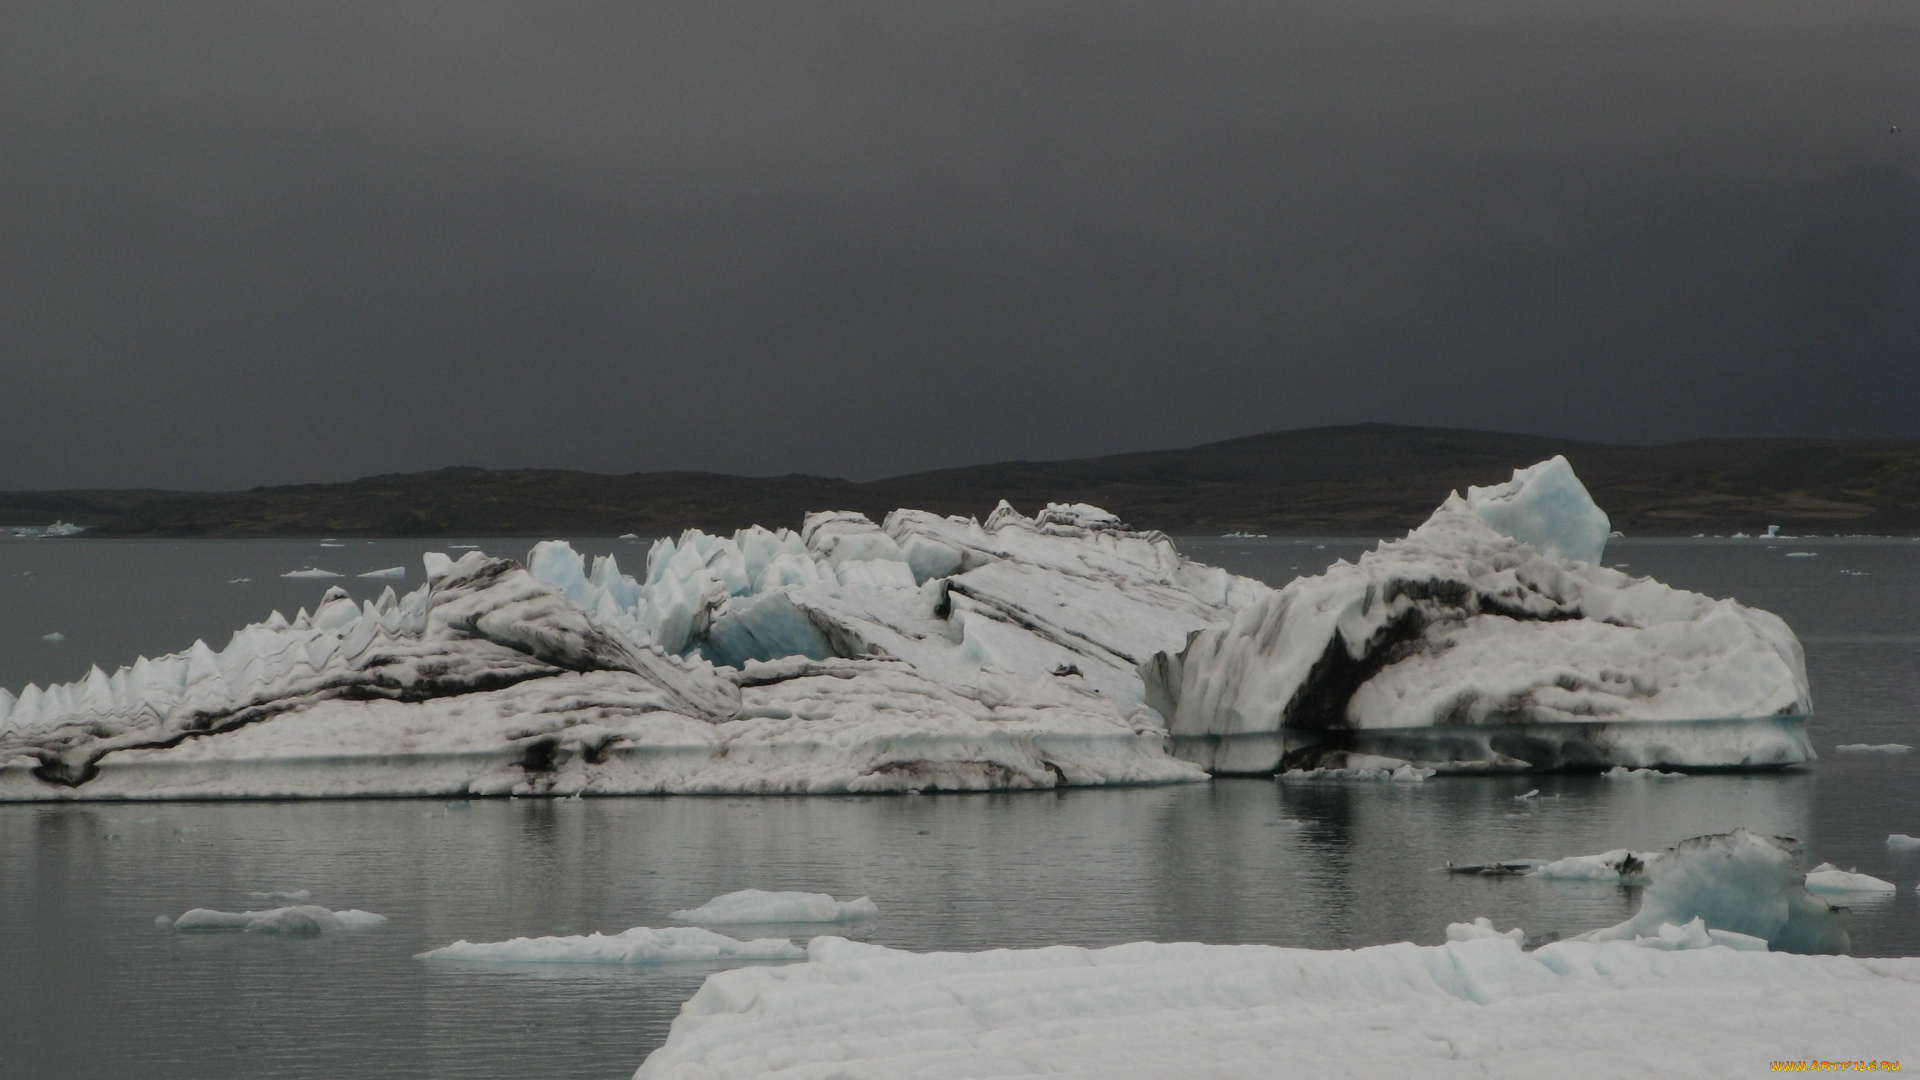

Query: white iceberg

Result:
[1836,743,1911,753]
[1889,834,1920,851]
[1804,866,1897,895]
[2,503,1259,799]
[41,632,63,644]
[416,925,803,965]
[357,567,405,580]
[171,905,386,935]
[281,568,342,579]
[670,889,877,924]
[1147,458,1813,774]
[634,933,1919,1078]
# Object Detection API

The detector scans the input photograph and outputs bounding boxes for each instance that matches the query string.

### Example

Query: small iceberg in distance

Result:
[1150,455,1814,775]
[171,905,386,935]
[357,567,406,579]
[1804,865,1897,895]
[416,925,803,965]
[281,568,343,579]
[670,889,878,924]
[1836,743,1911,754]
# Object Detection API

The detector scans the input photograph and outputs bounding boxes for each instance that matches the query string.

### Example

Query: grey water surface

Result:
[3,534,1918,1079]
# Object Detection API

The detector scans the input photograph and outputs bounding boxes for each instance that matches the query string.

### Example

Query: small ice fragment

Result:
[1514,789,1539,800]
[619,533,640,540]
[1835,743,1911,754]
[1603,766,1686,779]
[320,543,346,548]
[281,568,343,579]
[357,567,406,579]
[172,905,386,935]
[1804,869,1897,895]
[248,889,313,901]
[1765,526,1781,538]
[415,925,802,965]
[41,632,63,643]
[226,578,250,584]
[155,915,173,927]
[1887,834,1920,851]
[1784,552,1816,558]
[670,889,879,924]
[1445,917,1524,943]
[1531,849,1655,883]
[449,545,480,549]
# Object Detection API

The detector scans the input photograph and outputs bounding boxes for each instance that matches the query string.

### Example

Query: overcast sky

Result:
[2,2,1916,490]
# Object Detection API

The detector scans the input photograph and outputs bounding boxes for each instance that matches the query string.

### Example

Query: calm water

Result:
[3,534,1918,1079]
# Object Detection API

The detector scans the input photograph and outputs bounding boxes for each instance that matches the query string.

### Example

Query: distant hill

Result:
[6,424,1920,537]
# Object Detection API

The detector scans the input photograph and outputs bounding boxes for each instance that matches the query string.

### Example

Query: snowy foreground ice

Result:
[0,460,1812,798]
[635,935,1918,1079]
[634,831,1908,1078]
[1150,456,1813,773]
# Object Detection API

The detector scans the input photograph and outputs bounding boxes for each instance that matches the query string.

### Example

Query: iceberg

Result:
[1579,830,1849,954]
[171,905,386,935]
[1888,834,1920,851]
[1530,848,1656,883]
[670,890,877,924]
[416,925,803,965]
[1804,866,1897,895]
[634,933,1919,1078]
[1835,743,1911,753]
[2,503,1258,799]
[357,567,406,579]
[1147,458,1813,774]
[281,568,342,579]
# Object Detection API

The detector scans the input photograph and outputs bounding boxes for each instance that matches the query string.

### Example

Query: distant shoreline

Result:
[7,423,1920,538]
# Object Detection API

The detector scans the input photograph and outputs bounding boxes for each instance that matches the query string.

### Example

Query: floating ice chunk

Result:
[1603,765,1686,779]
[1804,869,1897,895]
[1461,455,1610,564]
[1785,552,1817,558]
[1836,743,1912,754]
[172,905,386,935]
[1889,834,1920,851]
[226,578,249,583]
[1583,829,1848,954]
[281,568,342,579]
[1616,917,1768,952]
[1531,849,1656,883]
[670,889,878,924]
[1278,753,1435,782]
[1445,917,1524,943]
[154,915,173,927]
[416,925,802,965]
[1513,788,1539,800]
[41,632,63,643]
[248,889,313,901]
[357,567,405,579]
[1765,525,1781,538]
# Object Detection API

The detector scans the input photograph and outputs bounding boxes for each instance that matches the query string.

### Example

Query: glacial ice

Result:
[633,933,1919,1078]
[1888,834,1920,850]
[1836,743,1911,753]
[670,890,878,924]
[357,567,405,579]
[281,568,342,579]
[1147,459,1813,774]
[172,905,386,935]
[2,502,1254,798]
[1804,866,1897,895]
[416,926,804,965]
[1580,830,1849,954]
[1530,848,1655,883]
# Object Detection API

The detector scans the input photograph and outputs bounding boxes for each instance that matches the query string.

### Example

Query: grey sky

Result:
[2,1,1915,490]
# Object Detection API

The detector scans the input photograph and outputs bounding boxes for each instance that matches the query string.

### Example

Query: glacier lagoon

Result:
[2,531,1918,1076]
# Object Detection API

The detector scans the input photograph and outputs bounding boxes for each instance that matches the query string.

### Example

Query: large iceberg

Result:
[1148,457,1813,774]
[635,934,1919,1078]
[0,504,1259,799]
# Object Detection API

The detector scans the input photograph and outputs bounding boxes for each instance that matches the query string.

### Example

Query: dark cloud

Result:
[2,1,1916,489]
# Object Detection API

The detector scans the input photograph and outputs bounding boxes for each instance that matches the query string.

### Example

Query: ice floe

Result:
[634,932,1919,1078]
[670,890,878,924]
[1804,866,1897,895]
[171,905,386,935]
[357,567,405,579]
[281,568,342,579]
[1147,457,1813,774]
[416,925,803,965]
[2,502,1254,798]
[1836,743,1912,753]
[1530,848,1656,883]
[1886,834,1920,851]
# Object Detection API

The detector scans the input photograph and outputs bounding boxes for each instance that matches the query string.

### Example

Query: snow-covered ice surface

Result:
[634,934,1920,1079]
[171,905,386,935]
[1149,459,1813,774]
[416,926,803,965]
[670,890,877,924]
[1,504,1258,799]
